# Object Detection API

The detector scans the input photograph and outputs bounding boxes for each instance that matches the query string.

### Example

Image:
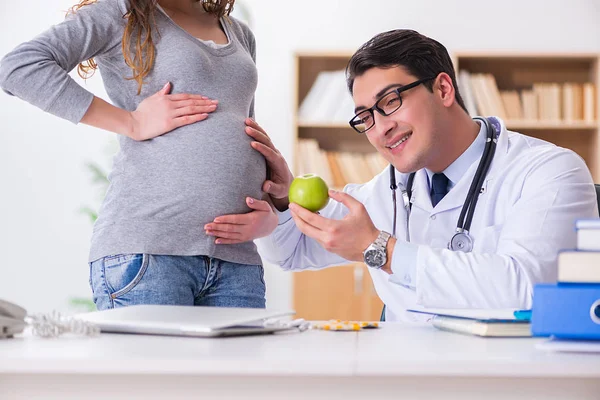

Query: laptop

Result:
[78,305,296,337]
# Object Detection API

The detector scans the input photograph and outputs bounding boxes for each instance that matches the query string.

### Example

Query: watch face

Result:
[365,249,385,268]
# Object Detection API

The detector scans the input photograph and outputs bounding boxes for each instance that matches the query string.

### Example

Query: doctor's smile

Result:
[386,132,412,151]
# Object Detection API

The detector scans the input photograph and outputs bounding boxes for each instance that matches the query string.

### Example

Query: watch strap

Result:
[373,231,391,250]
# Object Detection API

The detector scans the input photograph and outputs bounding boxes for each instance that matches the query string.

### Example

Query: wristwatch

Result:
[363,231,391,269]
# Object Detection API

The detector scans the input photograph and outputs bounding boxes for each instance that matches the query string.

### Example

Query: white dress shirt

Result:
[256,118,598,322]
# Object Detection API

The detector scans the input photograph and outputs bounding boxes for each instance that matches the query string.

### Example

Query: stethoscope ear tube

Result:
[455,117,495,233]
[462,130,496,232]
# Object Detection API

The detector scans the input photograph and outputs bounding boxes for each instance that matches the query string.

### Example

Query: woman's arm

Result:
[0,0,216,139]
[0,0,126,123]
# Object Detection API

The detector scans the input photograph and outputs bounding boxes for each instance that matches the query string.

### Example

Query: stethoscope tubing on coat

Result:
[389,117,498,252]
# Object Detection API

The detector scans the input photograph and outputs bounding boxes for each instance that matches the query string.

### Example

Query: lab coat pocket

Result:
[476,224,503,252]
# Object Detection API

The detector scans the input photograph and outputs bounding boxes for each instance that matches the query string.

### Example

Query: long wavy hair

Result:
[69,0,235,94]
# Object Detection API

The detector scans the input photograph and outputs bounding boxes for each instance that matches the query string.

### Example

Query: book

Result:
[531,283,600,340]
[298,70,349,124]
[407,307,525,321]
[470,74,494,116]
[457,70,478,116]
[483,74,507,120]
[583,83,596,122]
[298,71,331,122]
[562,83,575,122]
[575,219,600,251]
[520,90,538,120]
[407,307,531,338]
[432,316,531,337]
[500,90,523,120]
[558,251,600,283]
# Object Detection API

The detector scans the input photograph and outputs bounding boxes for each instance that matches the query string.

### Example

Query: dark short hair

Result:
[346,29,468,113]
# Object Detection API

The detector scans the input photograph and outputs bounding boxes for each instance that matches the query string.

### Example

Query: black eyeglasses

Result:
[349,77,436,134]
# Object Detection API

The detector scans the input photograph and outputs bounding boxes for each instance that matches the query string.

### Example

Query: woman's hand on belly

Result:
[204,196,278,244]
[129,82,219,141]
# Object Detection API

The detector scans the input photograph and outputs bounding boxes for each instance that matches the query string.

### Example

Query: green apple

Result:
[288,173,329,212]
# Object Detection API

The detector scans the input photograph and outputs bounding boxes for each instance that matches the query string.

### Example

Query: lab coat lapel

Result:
[409,170,433,213]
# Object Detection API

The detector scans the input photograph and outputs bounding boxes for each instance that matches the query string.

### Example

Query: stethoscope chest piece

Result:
[449,231,474,252]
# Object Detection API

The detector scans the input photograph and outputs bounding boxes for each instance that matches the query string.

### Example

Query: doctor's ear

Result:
[434,72,455,107]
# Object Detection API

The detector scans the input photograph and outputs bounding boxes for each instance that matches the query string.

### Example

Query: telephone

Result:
[0,298,100,339]
[0,298,27,339]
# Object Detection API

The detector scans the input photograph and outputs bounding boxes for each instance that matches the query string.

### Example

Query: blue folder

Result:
[531,283,600,340]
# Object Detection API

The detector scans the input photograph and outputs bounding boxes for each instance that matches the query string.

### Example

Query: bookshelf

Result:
[291,51,599,321]
[455,52,600,179]
[293,52,383,321]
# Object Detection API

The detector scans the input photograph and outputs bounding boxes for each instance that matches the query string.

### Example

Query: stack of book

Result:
[458,70,596,122]
[531,219,600,351]
[297,70,355,124]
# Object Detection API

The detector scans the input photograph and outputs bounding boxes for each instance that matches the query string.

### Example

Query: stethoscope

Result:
[389,117,498,252]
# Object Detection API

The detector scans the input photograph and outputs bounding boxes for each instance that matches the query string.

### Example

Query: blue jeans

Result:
[89,255,266,310]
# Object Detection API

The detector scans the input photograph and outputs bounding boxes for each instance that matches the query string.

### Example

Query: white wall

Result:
[1,0,599,314]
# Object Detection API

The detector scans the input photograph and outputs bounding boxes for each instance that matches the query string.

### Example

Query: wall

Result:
[0,0,599,313]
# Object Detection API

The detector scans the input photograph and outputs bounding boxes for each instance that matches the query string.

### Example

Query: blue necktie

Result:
[430,173,449,207]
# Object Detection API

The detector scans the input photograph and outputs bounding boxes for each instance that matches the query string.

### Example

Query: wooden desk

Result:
[1,323,599,399]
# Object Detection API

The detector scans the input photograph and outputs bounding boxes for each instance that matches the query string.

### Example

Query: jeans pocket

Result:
[103,254,149,299]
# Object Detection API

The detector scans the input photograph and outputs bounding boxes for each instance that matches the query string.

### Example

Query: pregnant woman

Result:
[0,0,277,310]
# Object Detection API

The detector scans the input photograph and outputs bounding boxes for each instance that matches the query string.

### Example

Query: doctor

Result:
[211,29,599,322]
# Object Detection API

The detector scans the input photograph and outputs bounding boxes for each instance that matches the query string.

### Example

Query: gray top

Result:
[0,0,265,264]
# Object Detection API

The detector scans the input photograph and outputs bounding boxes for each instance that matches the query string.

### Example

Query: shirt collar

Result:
[425,120,487,191]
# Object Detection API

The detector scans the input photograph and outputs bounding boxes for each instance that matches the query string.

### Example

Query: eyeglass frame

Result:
[348,76,437,134]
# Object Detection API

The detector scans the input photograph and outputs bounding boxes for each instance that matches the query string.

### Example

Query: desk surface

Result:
[1,323,599,378]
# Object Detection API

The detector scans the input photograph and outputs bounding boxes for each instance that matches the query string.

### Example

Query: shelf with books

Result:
[454,52,600,179]
[294,52,389,191]
[293,52,384,321]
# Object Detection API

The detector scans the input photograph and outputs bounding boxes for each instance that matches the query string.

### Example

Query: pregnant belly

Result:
[105,123,267,224]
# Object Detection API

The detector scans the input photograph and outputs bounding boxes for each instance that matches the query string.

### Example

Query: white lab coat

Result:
[257,120,598,322]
